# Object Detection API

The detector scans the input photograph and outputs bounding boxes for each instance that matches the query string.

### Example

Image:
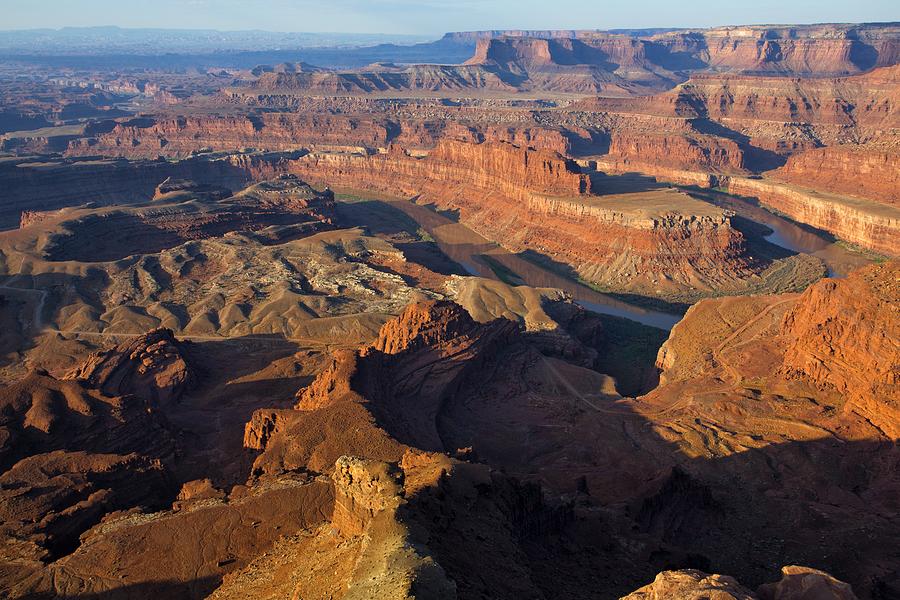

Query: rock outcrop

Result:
[623,567,859,600]
[622,570,757,600]
[757,566,858,600]
[285,140,780,301]
[779,261,900,437]
[65,328,197,405]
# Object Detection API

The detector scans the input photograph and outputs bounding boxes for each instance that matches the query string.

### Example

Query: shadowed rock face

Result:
[622,566,859,600]
[0,369,179,569]
[244,300,521,474]
[66,328,197,406]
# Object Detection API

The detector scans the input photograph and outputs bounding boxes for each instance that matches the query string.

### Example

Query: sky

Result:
[1,0,897,35]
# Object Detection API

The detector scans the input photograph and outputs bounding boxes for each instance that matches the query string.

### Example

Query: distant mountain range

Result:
[0,26,434,55]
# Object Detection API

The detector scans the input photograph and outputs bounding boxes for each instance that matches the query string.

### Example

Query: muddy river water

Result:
[692,190,874,278]
[352,193,873,331]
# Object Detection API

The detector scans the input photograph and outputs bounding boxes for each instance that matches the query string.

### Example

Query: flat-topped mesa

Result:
[286,139,762,298]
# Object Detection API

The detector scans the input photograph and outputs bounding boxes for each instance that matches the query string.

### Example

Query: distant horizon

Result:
[2,0,897,36]
[1,20,898,37]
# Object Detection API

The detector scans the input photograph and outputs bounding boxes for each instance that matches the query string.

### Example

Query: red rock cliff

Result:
[286,140,755,296]
[779,261,900,437]
[774,146,900,206]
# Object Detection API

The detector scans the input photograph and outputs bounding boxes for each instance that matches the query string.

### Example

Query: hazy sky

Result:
[2,0,897,35]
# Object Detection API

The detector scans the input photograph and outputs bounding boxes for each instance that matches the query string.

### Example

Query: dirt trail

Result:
[539,354,691,417]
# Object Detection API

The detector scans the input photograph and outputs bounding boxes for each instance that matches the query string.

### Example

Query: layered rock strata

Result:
[285,140,766,297]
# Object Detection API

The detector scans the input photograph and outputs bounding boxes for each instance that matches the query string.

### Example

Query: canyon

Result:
[0,18,898,600]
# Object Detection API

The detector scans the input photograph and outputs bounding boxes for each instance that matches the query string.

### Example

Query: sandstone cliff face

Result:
[286,140,760,297]
[464,35,679,94]
[427,139,590,196]
[577,65,898,168]
[64,110,575,160]
[67,114,394,159]
[723,176,900,257]
[654,23,900,75]
[607,132,745,172]
[779,262,900,438]
[460,24,900,95]
[774,147,900,206]
[288,139,590,202]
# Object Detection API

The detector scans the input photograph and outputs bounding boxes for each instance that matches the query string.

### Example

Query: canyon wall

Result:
[606,132,745,172]
[67,114,397,159]
[289,140,589,200]
[459,24,900,94]
[65,111,584,160]
[587,158,899,257]
[773,147,899,206]
[286,140,756,296]
[724,176,900,257]
[570,65,899,256]
[779,261,900,438]
[575,65,898,166]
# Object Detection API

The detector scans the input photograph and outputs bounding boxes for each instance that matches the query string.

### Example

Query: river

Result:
[371,199,684,330]
[689,190,874,277]
[340,191,873,332]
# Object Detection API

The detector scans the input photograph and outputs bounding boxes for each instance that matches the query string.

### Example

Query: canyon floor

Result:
[0,20,898,600]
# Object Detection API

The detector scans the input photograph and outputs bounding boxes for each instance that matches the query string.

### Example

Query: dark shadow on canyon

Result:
[23,577,221,600]
[587,170,667,196]
[688,118,787,172]
[7,298,897,600]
